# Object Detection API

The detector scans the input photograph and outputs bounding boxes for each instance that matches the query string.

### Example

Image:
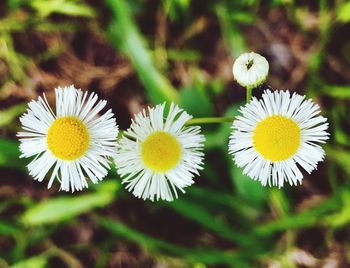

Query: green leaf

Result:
[0,103,26,127]
[21,190,115,226]
[166,198,251,246]
[30,0,96,18]
[337,1,350,22]
[188,186,261,221]
[0,139,25,171]
[167,49,201,62]
[0,220,21,236]
[216,3,246,58]
[230,12,255,24]
[179,87,214,117]
[255,195,340,236]
[325,190,350,228]
[10,255,47,268]
[0,34,28,81]
[106,0,179,103]
[162,0,192,21]
[229,164,267,207]
[320,85,350,99]
[95,216,249,266]
[7,0,28,10]
[326,147,350,176]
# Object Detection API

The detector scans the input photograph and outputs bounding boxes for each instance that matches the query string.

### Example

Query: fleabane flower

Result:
[18,85,118,192]
[232,52,269,88]
[115,103,205,202]
[229,90,329,188]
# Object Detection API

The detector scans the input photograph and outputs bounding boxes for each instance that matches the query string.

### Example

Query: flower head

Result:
[229,90,329,188]
[18,85,119,192]
[232,52,269,88]
[115,103,205,201]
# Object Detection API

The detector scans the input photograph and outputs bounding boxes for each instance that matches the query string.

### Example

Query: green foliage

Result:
[166,198,251,246]
[0,221,21,236]
[96,216,247,266]
[216,3,246,58]
[230,165,267,206]
[1,0,94,87]
[7,0,95,17]
[106,0,179,103]
[31,0,96,18]
[320,84,350,99]
[326,147,350,176]
[7,0,27,10]
[21,182,118,226]
[167,49,201,62]
[325,190,350,228]
[0,34,27,81]
[10,255,48,268]
[179,86,213,117]
[0,103,26,127]
[162,0,192,21]
[187,186,261,220]
[0,139,26,171]
[256,195,340,236]
[337,1,350,22]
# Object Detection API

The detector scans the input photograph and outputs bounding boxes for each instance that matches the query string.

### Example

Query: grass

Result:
[1,0,350,267]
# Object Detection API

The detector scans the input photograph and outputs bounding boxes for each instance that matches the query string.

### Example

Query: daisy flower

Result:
[232,52,269,89]
[18,85,119,192]
[229,90,329,188]
[115,103,205,202]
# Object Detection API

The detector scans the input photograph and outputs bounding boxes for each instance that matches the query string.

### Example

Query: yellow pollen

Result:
[47,116,90,161]
[253,115,300,161]
[141,131,182,172]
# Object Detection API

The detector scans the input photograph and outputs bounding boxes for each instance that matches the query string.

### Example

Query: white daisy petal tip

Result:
[232,52,269,88]
[18,85,119,192]
[114,102,205,202]
[228,89,329,188]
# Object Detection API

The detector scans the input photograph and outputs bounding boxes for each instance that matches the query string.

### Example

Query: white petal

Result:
[115,103,205,201]
[229,89,329,188]
[18,85,119,192]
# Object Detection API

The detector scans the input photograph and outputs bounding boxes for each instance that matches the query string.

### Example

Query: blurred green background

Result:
[1,0,350,267]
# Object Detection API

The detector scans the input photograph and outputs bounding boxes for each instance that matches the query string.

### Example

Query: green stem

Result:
[246,86,253,103]
[186,117,234,125]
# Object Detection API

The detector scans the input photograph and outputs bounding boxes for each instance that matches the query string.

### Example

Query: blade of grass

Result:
[165,198,252,247]
[255,194,340,236]
[324,190,350,228]
[0,138,26,171]
[229,162,268,207]
[21,183,118,226]
[0,103,26,127]
[95,216,250,266]
[30,0,96,18]
[336,1,350,23]
[319,84,350,99]
[326,146,350,176]
[188,186,261,221]
[179,86,214,117]
[10,255,48,268]
[106,0,179,103]
[0,220,21,236]
[216,3,246,58]
[306,0,332,95]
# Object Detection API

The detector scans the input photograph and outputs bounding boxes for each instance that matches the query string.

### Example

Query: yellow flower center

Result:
[141,131,182,172]
[253,115,300,161]
[47,116,90,161]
